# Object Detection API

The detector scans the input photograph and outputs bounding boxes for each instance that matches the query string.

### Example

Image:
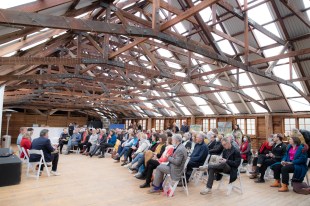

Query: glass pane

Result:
[306,118,310,124]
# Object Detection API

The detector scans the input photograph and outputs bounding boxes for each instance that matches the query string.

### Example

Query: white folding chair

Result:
[217,159,243,196]
[104,147,114,157]
[70,145,80,154]
[26,149,50,180]
[264,166,274,180]
[17,145,22,157]
[163,157,190,197]
[305,158,310,185]
[21,147,29,164]
[189,154,211,186]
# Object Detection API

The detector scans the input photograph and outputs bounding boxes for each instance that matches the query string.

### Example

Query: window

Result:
[284,118,296,135]
[142,119,147,131]
[176,119,181,128]
[202,119,208,132]
[299,118,310,130]
[236,119,245,134]
[202,118,217,132]
[155,119,164,131]
[247,119,256,135]
[210,119,216,130]
[125,119,131,129]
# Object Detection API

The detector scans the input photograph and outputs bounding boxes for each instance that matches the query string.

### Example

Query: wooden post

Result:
[148,118,152,130]
[244,0,249,65]
[265,114,273,139]
[191,116,195,125]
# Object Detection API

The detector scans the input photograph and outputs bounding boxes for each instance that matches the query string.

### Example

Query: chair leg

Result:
[227,183,233,195]
[36,162,42,180]
[169,180,179,197]
[306,174,309,185]
[239,176,243,194]
[217,178,223,190]
[43,161,50,177]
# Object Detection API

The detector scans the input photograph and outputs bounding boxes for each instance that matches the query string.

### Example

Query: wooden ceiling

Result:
[0,0,309,118]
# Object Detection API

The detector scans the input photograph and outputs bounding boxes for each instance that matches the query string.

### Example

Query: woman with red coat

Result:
[240,135,251,162]
[20,132,32,159]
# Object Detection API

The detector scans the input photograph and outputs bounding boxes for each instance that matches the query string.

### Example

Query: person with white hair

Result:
[182,132,192,150]
[89,129,107,157]
[148,134,188,194]
[58,128,71,154]
[185,132,209,182]
[226,134,240,151]
[200,137,241,195]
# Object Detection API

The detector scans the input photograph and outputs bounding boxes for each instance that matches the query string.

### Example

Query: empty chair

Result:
[26,149,50,180]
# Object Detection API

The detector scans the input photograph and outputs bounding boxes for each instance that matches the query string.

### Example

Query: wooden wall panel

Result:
[272,116,283,134]
[1,112,87,144]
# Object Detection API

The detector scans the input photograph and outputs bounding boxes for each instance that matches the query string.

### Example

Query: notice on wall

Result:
[190,124,202,132]
[0,85,5,137]
[218,122,232,135]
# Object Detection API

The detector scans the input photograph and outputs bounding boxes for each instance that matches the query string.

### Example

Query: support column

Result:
[191,116,195,125]
[265,114,273,139]
[148,118,152,130]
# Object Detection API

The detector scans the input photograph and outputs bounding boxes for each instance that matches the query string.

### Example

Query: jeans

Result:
[132,153,144,166]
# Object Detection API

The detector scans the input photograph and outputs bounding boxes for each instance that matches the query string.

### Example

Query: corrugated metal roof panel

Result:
[284,16,310,39]
[266,99,291,112]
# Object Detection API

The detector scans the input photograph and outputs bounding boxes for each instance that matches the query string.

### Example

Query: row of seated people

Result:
[248,129,309,192]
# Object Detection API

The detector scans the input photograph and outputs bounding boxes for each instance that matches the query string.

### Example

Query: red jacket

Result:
[20,137,31,158]
[259,141,273,154]
[240,142,249,160]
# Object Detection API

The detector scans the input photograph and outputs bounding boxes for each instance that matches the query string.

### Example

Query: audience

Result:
[20,132,32,159]
[89,129,107,157]
[98,130,117,158]
[209,134,224,155]
[139,135,173,188]
[249,137,273,179]
[65,129,81,155]
[232,124,243,145]
[182,132,192,150]
[185,132,209,182]
[199,137,241,195]
[181,121,189,133]
[240,135,252,163]
[16,127,27,146]
[207,133,217,150]
[148,134,188,194]
[58,128,71,154]
[271,136,308,192]
[172,122,180,133]
[254,133,286,183]
[29,129,60,176]
[83,129,98,156]
[78,129,89,152]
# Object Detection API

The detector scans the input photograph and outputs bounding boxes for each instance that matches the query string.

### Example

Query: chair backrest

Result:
[21,147,29,160]
[28,149,43,155]
[307,158,310,167]
[203,154,211,166]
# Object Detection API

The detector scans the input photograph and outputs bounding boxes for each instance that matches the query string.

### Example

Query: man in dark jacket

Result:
[185,132,209,182]
[200,137,241,195]
[29,129,60,176]
[181,121,189,133]
[254,133,286,183]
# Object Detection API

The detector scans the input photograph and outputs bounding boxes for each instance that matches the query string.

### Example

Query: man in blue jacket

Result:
[29,129,60,176]
[185,132,209,182]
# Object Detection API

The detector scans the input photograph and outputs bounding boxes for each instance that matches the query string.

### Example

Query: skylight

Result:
[253,30,276,47]
[166,61,182,69]
[199,105,214,115]
[179,106,192,116]
[217,40,235,55]
[174,22,187,34]
[280,84,300,98]
[288,98,310,112]
[20,38,48,51]
[183,83,198,94]
[199,7,212,23]
[227,103,240,114]
[0,0,36,9]
[251,102,268,113]
[157,48,173,58]
[243,88,261,100]
[248,3,273,25]
[237,73,252,86]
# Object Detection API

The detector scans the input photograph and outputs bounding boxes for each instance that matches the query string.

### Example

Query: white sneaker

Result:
[124,163,131,168]
[50,171,61,176]
[200,188,212,195]
[134,172,141,177]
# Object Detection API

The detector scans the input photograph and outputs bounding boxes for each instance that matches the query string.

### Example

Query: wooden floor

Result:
[1,151,309,206]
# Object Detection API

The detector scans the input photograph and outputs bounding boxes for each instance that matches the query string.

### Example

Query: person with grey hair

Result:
[29,129,60,176]
[226,134,240,151]
[200,137,241,195]
[184,132,209,182]
[148,134,188,193]
[182,132,192,150]
[89,129,107,157]
[65,128,82,155]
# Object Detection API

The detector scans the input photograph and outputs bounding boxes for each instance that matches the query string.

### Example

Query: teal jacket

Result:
[273,144,308,182]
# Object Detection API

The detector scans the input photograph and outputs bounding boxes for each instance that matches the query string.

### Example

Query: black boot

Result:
[140,182,150,188]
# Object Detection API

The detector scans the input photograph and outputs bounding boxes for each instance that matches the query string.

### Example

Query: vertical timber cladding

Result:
[1,112,87,143]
